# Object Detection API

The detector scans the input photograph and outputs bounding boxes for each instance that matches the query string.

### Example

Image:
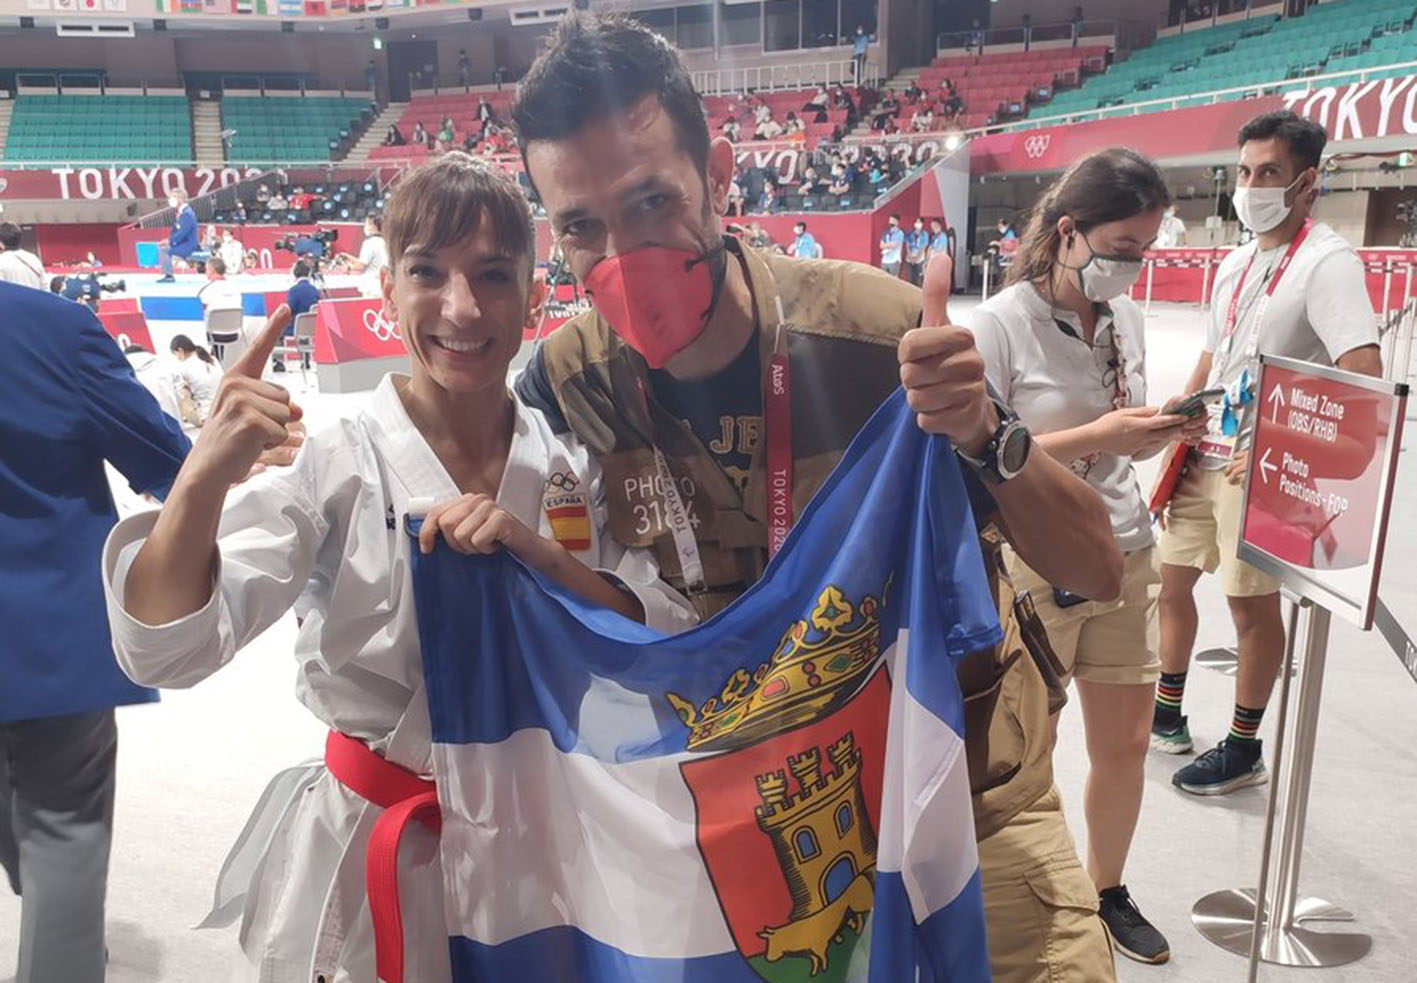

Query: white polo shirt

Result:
[0,248,46,289]
[970,280,1153,552]
[1200,221,1378,468]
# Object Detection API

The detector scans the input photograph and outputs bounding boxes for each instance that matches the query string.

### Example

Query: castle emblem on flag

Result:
[675,582,891,981]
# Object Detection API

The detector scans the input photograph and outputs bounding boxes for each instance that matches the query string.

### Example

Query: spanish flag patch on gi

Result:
[543,470,591,552]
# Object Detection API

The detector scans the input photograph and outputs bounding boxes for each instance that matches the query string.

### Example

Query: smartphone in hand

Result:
[1164,388,1225,418]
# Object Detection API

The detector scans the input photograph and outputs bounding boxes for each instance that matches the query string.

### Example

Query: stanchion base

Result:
[1196,646,1297,678]
[1192,889,1372,967]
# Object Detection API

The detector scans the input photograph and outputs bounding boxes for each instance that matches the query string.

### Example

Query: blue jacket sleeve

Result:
[74,308,191,498]
[171,209,198,255]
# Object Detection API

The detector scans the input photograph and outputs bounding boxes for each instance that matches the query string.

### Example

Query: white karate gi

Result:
[102,374,698,983]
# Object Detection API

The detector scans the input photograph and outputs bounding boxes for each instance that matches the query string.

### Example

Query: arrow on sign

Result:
[1259,447,1278,485]
[1268,384,1286,423]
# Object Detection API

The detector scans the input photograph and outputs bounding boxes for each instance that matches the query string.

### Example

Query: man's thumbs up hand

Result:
[897,253,998,455]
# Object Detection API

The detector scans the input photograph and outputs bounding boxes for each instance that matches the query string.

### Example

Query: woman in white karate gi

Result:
[102,155,697,983]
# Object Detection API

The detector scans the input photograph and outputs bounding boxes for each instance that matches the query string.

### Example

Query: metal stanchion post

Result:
[981,255,991,301]
[1145,257,1155,315]
[1200,252,1214,313]
[1193,603,1373,969]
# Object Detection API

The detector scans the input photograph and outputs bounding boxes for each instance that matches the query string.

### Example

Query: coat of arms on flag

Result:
[410,388,999,983]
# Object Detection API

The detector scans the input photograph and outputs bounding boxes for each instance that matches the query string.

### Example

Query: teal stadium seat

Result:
[1023,0,1417,126]
[220,95,370,165]
[1,93,192,165]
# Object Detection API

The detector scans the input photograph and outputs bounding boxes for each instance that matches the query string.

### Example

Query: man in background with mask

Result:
[1152,110,1381,794]
[512,13,1124,981]
[155,188,207,283]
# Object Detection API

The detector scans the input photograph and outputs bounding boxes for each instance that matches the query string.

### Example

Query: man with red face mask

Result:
[512,14,1123,982]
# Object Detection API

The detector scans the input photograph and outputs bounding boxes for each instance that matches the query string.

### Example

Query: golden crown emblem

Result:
[666,581,888,753]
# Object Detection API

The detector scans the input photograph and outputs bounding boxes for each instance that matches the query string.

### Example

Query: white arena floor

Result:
[2,294,1415,983]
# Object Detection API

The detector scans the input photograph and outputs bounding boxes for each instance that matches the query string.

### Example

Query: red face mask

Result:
[583,245,719,369]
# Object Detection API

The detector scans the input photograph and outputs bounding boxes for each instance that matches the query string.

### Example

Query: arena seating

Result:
[3,93,191,163]
[370,89,517,161]
[222,95,373,164]
[702,88,859,149]
[918,47,1109,130]
[1036,0,1417,122]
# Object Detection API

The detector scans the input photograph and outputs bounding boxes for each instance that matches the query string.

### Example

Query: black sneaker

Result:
[1098,885,1170,964]
[1172,738,1267,796]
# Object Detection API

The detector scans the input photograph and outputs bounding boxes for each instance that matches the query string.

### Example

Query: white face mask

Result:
[1067,231,1143,302]
[1233,171,1308,234]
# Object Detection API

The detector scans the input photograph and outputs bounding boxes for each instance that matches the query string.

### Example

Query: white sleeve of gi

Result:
[102,436,333,689]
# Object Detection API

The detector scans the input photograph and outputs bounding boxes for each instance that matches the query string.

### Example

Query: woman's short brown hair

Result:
[382,153,535,277]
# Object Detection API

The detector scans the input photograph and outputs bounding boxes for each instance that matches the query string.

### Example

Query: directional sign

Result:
[1239,355,1408,629]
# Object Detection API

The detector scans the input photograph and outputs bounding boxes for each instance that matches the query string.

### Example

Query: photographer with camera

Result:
[331,215,388,296]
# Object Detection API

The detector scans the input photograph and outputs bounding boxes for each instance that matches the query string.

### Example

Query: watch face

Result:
[1000,423,1032,476]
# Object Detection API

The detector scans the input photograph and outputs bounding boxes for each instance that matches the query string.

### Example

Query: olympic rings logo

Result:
[363,307,402,343]
[1023,134,1052,160]
[546,471,580,491]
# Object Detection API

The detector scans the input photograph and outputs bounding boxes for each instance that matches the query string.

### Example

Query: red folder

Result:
[1149,443,1192,517]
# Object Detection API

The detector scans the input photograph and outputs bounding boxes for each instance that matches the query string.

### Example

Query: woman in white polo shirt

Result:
[968,147,1205,967]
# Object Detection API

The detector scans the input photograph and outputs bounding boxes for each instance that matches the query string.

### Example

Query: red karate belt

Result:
[324,730,440,983]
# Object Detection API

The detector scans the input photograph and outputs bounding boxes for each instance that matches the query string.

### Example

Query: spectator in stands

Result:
[462,130,480,153]
[945,90,964,120]
[721,117,741,142]
[84,251,103,270]
[232,201,249,224]
[753,99,771,126]
[868,160,887,188]
[2,281,189,983]
[289,187,316,213]
[878,213,904,277]
[797,166,826,197]
[911,105,934,132]
[904,217,929,286]
[478,99,494,123]
[1071,5,1086,40]
[157,189,206,284]
[727,171,745,216]
[383,124,406,147]
[790,221,823,259]
[169,334,219,425]
[785,111,805,135]
[754,114,784,141]
[458,49,472,87]
[268,189,288,212]
[256,183,272,207]
[0,221,45,290]
[804,86,828,111]
[827,164,851,197]
[852,24,870,83]
[198,257,241,319]
[412,121,429,146]
[438,117,456,144]
[1156,203,1187,247]
[756,181,779,214]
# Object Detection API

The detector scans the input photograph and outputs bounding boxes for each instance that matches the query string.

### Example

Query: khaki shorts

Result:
[979,786,1117,983]
[1157,464,1281,598]
[1005,546,1161,687]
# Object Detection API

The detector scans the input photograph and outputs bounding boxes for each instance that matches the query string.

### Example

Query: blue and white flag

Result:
[411,388,1001,983]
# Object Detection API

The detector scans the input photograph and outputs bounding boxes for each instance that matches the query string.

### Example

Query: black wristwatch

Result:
[957,396,1032,485]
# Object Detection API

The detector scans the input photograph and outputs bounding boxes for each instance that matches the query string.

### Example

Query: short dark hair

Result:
[1238,110,1326,173]
[365,213,382,233]
[382,152,533,277]
[513,12,710,183]
[292,260,311,278]
[0,222,22,250]
[209,256,227,276]
[794,221,806,231]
